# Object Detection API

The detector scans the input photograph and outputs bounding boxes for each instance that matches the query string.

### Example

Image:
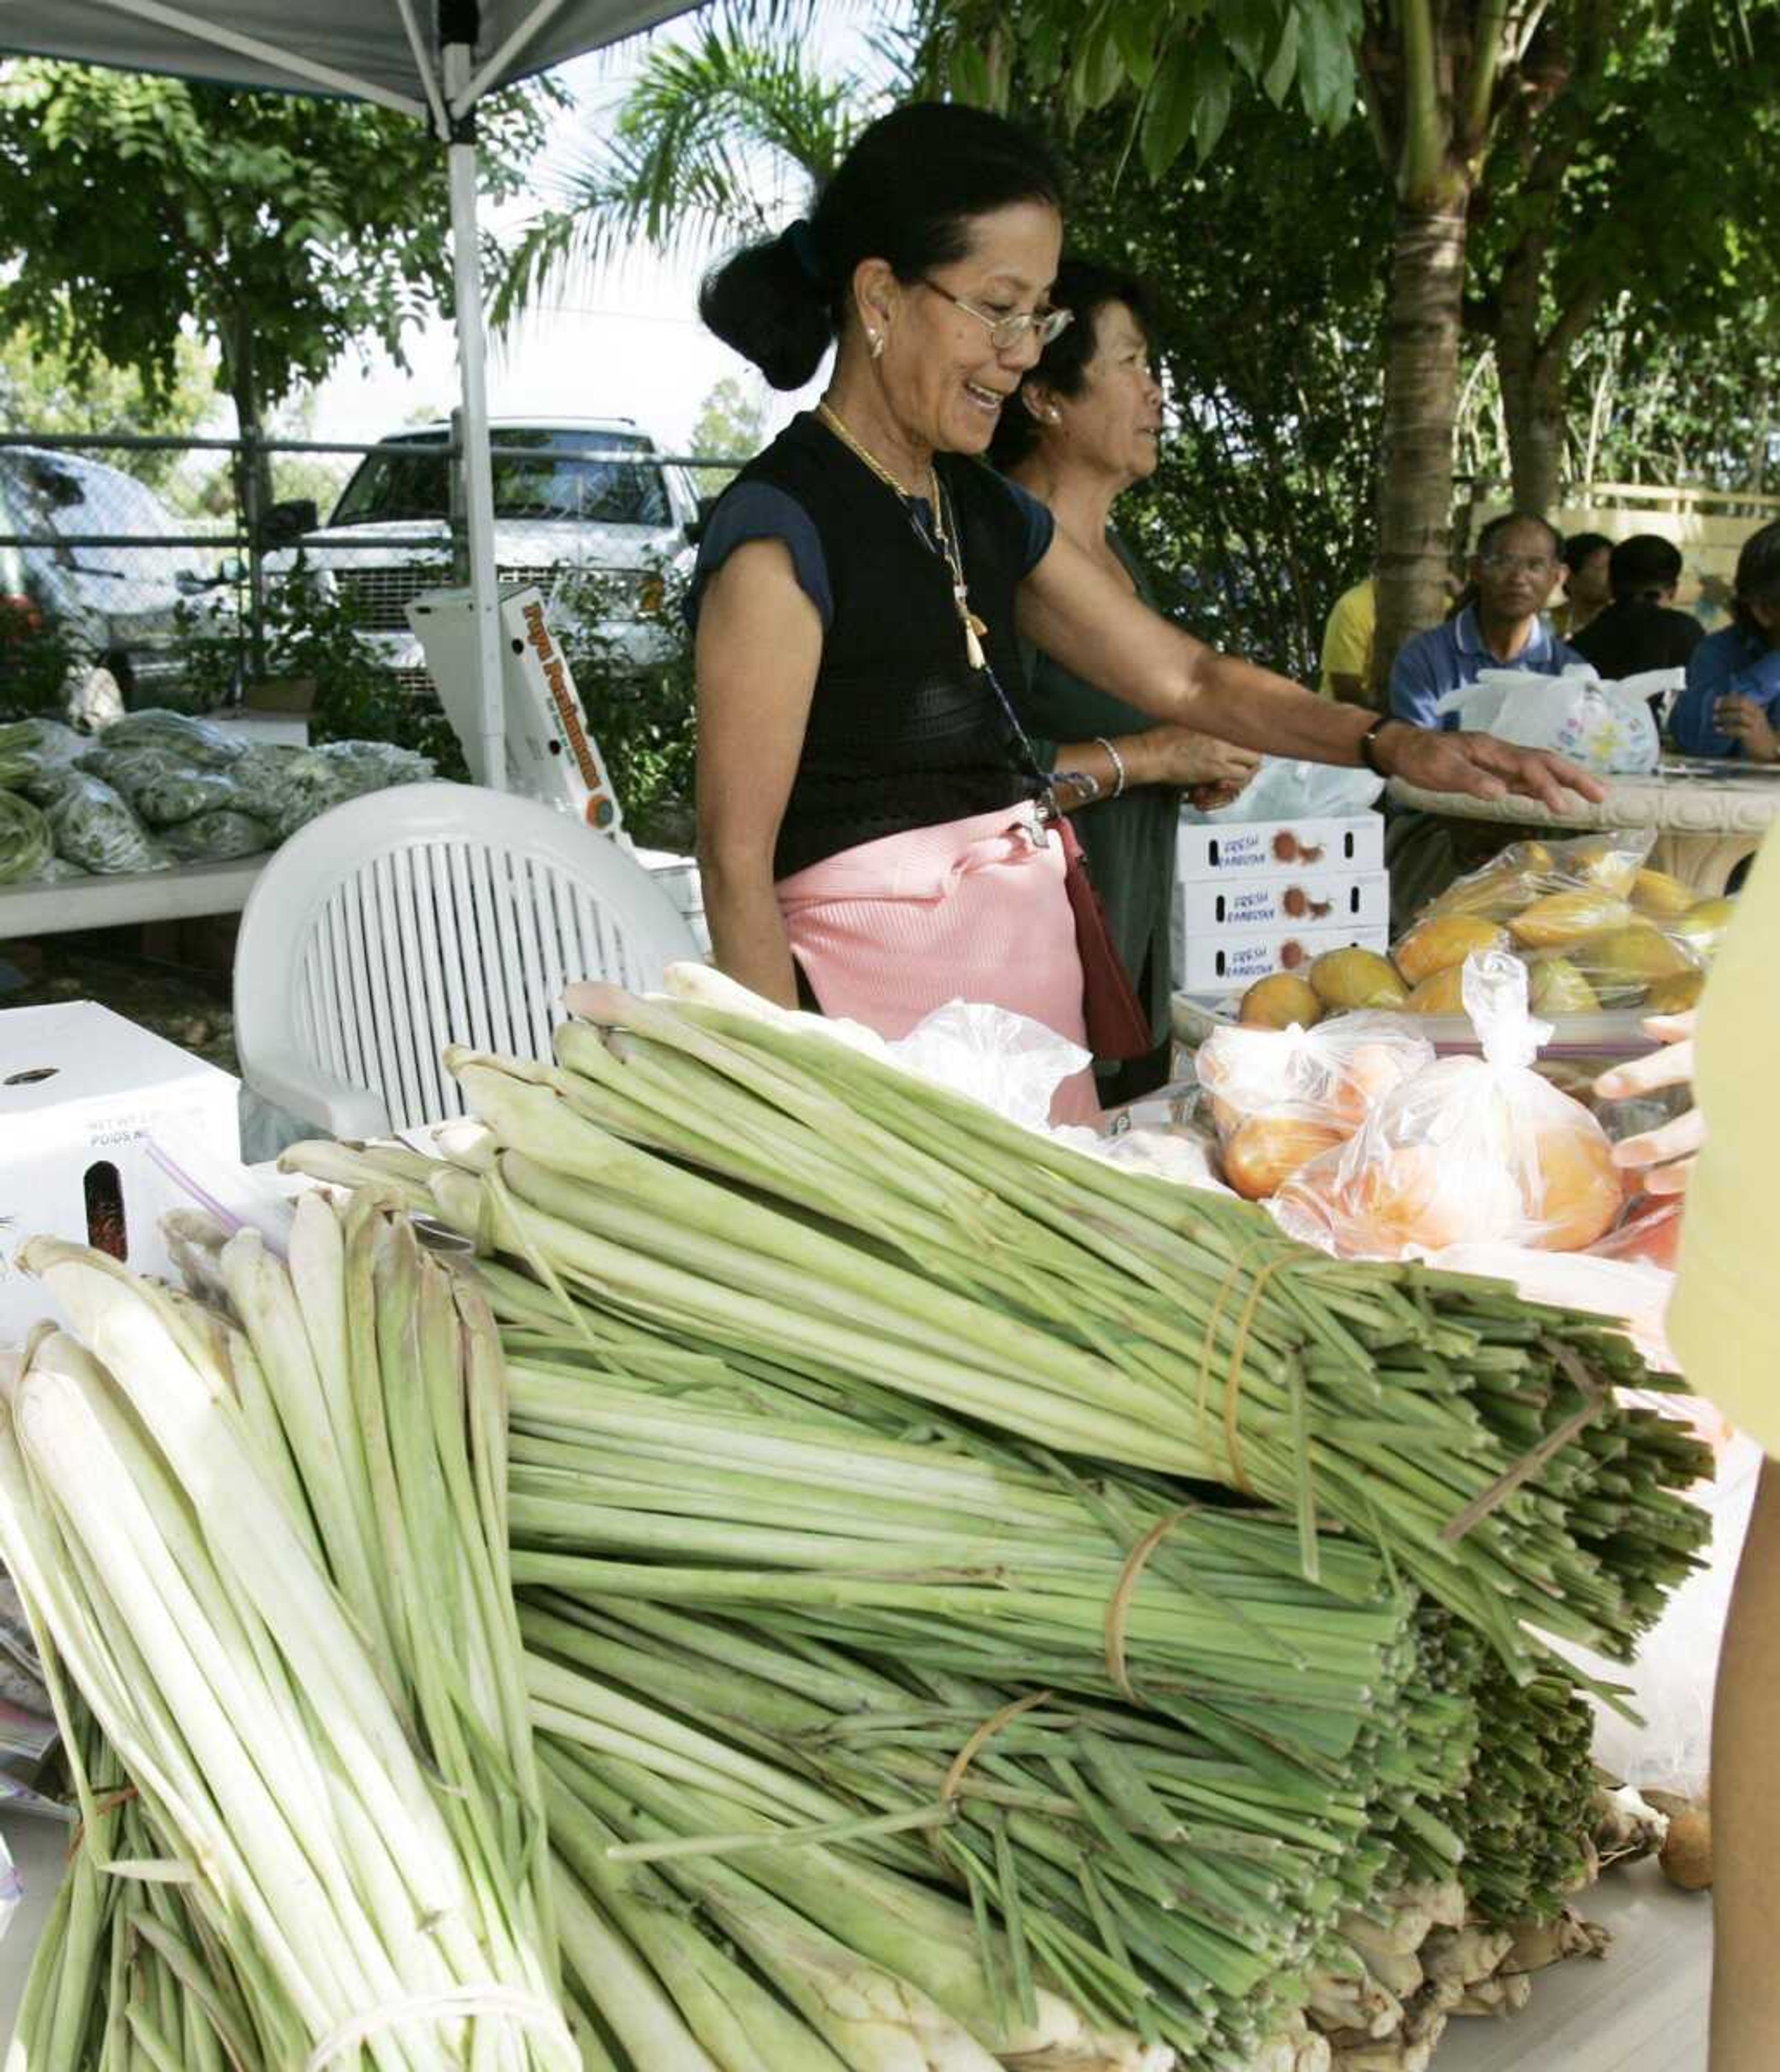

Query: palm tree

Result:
[492,4,893,330]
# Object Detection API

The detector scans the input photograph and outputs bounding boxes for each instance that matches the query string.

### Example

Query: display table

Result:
[1387,755,1780,896]
[0,856,268,939]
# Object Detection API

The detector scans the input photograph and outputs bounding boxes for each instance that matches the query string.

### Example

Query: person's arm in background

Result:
[1050,728,1260,812]
[1671,632,1744,755]
[1713,646,1780,763]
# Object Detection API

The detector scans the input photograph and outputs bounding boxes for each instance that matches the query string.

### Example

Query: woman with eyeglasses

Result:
[690,103,1600,1121]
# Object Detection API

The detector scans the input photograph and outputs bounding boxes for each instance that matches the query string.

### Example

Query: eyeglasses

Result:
[919,278,1074,352]
[1479,552,1558,575]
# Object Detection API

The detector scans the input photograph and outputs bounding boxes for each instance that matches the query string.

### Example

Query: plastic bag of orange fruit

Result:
[1193,1012,1435,1200]
[1271,951,1626,1257]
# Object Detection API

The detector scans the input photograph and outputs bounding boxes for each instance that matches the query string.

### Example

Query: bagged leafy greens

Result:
[42,773,169,874]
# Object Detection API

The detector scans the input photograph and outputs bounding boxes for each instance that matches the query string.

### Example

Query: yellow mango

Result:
[1403,965,1469,1015]
[1671,897,1736,959]
[1509,891,1634,950]
[1644,969,1705,1014]
[1630,868,1696,920]
[1527,956,1601,1016]
[1427,867,1543,922]
[1564,837,1641,897]
[1309,946,1408,1011]
[1392,916,1509,988]
[1238,973,1323,1030]
[1574,925,1697,1009]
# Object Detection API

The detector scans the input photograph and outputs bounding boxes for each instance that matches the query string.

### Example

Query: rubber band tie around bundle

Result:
[1440,1337,1608,1544]
[305,1983,573,2071]
[1104,1505,1202,1705]
[931,1688,1055,1862]
[1195,1244,1297,1497]
[67,1785,139,1864]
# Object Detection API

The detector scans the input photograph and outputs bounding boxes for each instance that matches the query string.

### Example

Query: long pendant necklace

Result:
[815,401,990,671]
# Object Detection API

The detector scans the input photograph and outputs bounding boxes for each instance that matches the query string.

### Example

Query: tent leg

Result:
[444,43,506,791]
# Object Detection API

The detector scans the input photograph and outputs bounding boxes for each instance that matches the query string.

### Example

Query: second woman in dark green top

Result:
[991,260,1259,1102]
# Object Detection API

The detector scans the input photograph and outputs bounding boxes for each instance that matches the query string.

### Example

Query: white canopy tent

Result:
[0,0,700,786]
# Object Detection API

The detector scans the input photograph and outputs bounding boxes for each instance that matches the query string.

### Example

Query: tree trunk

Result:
[1372,198,1471,701]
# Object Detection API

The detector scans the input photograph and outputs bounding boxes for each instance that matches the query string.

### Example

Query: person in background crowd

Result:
[690,102,1602,1125]
[1557,529,1614,638]
[1671,520,1780,762]
[1388,511,1583,731]
[988,257,1260,1103]
[1595,824,1778,2071]
[1320,569,1377,705]
[1571,533,1704,681]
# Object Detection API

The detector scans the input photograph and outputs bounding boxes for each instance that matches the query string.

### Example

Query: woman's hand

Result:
[1715,695,1780,762]
[1131,726,1262,792]
[1594,1012,1702,1195]
[1377,721,1609,811]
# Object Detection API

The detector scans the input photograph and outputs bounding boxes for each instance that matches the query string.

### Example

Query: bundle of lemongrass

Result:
[290,962,1709,1674]
[0,1204,578,2072]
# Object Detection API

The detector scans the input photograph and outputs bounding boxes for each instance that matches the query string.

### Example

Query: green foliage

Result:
[688,376,766,496]
[495,5,871,328]
[0,328,218,494]
[178,564,470,775]
[1022,93,1392,680]
[0,63,556,435]
[550,567,698,850]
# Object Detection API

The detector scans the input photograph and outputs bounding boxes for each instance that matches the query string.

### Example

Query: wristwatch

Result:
[1356,714,1402,779]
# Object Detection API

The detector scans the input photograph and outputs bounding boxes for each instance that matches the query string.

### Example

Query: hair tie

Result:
[781,218,825,285]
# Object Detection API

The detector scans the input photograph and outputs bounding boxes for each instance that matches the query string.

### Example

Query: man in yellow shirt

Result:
[1319,574,1375,704]
[1598,835,1779,2070]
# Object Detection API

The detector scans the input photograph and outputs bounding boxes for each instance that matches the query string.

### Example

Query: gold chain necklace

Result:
[815,402,989,671]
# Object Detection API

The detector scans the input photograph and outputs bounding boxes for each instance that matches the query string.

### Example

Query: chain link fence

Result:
[0,427,738,754]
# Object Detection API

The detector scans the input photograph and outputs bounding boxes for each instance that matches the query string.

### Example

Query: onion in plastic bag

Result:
[42,773,170,874]
[0,789,52,883]
[1273,950,1625,1256]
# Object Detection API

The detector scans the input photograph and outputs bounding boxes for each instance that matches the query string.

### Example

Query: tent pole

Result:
[444,40,507,791]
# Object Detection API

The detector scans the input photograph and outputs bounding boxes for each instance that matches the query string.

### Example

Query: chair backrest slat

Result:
[235,784,700,1136]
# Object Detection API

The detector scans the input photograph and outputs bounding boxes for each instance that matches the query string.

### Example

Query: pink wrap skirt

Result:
[775,801,1100,1127]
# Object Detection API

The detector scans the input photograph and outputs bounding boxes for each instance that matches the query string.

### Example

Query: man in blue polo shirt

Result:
[1390,512,1583,730]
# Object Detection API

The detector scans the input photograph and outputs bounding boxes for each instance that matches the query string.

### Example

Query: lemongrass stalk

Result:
[551,1866,723,2072]
[546,1782,848,2072]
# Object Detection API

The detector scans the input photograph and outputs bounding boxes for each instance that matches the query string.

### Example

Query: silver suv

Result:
[267,419,697,697]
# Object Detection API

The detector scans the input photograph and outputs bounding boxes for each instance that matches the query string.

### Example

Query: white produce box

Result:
[1177,869,1389,935]
[0,1003,240,1344]
[1177,812,1384,882]
[1180,922,1391,995]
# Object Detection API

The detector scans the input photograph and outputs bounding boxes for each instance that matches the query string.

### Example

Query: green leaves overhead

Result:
[946,0,1362,171]
[0,61,553,431]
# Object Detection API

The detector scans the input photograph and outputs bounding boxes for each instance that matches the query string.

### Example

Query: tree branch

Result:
[1398,0,1449,200]
[1461,0,1515,154]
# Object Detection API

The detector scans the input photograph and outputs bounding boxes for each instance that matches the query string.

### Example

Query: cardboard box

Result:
[1177,813,1385,882]
[1178,870,1389,935]
[0,1003,240,1345]
[1180,922,1392,995]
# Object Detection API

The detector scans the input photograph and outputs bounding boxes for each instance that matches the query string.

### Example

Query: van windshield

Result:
[330,429,672,529]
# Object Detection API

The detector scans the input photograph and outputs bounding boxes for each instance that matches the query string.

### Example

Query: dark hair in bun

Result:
[698,101,1065,391]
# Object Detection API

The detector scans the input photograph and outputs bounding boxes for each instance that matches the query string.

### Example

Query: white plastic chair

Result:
[234,782,701,1137]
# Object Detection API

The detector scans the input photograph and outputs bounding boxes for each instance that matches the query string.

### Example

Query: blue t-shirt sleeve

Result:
[686,483,833,630]
[989,472,1057,574]
[1670,627,1769,755]
[1388,631,1446,731]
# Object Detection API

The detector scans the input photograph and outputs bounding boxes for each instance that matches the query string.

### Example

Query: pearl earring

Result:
[1046,408,1062,423]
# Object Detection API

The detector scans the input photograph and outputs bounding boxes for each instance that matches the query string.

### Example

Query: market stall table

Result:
[1387,754,1780,896]
[0,855,268,939]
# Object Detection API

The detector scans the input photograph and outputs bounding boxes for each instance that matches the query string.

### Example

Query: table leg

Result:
[1648,831,1763,899]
